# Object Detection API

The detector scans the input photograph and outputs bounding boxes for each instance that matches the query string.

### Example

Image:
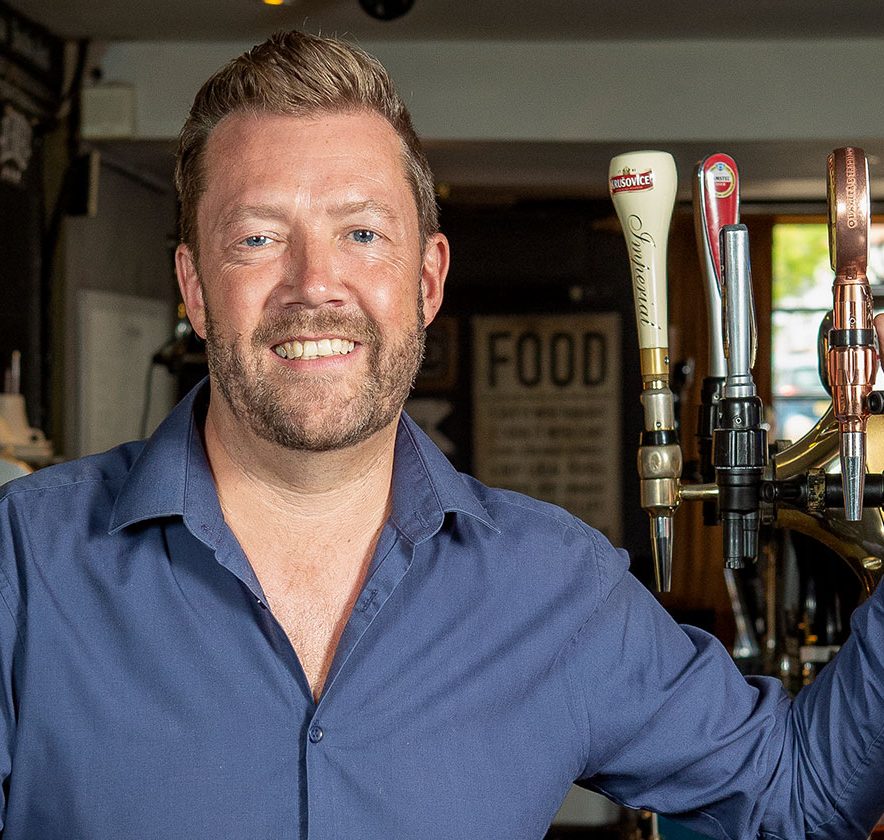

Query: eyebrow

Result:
[217,199,400,233]
[217,203,291,234]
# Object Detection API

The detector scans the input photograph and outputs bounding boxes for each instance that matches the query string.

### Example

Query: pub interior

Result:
[1,0,883,836]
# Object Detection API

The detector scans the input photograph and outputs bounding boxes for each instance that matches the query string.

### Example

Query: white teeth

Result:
[280,340,302,359]
[273,339,356,360]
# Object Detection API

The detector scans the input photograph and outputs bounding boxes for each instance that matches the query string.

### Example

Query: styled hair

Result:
[174,30,438,255]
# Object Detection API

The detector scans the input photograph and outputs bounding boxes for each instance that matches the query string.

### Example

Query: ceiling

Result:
[9,0,884,43]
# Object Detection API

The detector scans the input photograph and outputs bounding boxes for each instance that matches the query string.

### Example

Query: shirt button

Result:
[308,725,324,744]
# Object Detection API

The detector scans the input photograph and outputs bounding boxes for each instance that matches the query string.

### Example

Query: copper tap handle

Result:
[826,146,877,521]
[827,147,869,281]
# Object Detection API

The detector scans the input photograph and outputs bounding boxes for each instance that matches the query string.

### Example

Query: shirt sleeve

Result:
[0,498,23,831]
[567,529,884,840]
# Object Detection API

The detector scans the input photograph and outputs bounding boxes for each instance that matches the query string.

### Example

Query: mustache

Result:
[251,309,381,348]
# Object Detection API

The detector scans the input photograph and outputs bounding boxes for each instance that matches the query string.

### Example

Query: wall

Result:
[97,38,884,144]
[62,158,177,456]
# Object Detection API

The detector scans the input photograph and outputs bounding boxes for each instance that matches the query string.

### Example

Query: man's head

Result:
[173,33,448,455]
[175,29,438,260]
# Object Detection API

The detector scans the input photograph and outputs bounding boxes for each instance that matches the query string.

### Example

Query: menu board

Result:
[472,313,622,544]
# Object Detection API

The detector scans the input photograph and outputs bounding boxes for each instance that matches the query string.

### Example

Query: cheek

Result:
[208,265,276,324]
[354,253,421,319]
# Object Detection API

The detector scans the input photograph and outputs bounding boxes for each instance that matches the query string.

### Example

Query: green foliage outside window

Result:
[772,224,831,306]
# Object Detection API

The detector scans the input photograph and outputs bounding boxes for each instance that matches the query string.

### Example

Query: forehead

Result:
[200,109,414,207]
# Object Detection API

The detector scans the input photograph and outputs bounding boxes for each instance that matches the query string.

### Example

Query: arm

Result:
[0,503,19,832]
[568,532,884,839]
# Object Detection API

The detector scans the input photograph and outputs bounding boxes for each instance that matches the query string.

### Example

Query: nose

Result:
[274,232,347,309]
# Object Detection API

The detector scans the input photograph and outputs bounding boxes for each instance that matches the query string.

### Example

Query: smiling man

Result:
[0,29,881,840]
[175,104,447,698]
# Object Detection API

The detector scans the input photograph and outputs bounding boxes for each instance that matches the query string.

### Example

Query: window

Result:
[771,221,884,443]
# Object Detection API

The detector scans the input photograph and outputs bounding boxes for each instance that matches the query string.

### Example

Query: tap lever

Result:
[693,155,741,527]
[609,151,681,591]
[694,153,740,381]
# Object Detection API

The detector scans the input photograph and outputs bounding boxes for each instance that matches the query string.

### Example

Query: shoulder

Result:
[457,472,608,541]
[455,472,630,591]
[0,441,145,511]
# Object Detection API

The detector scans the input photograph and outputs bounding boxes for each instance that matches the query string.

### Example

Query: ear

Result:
[175,244,207,339]
[420,232,449,327]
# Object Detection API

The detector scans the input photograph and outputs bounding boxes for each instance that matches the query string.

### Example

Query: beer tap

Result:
[693,155,740,498]
[609,151,681,591]
[826,146,878,521]
[693,155,761,663]
[714,225,767,568]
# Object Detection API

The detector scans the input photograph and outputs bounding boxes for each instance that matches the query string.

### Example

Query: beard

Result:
[203,294,426,452]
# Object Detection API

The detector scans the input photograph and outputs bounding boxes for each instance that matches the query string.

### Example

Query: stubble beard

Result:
[203,294,426,453]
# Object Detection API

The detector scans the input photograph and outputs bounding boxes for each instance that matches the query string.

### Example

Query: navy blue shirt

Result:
[0,383,881,839]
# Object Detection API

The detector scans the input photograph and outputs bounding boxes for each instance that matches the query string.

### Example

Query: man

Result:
[0,29,881,839]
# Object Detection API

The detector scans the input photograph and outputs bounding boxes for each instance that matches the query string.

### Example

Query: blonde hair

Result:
[175,30,438,255]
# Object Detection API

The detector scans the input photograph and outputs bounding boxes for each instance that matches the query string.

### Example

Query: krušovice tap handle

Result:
[609,151,681,592]
[826,146,878,521]
[693,155,740,491]
[714,225,767,568]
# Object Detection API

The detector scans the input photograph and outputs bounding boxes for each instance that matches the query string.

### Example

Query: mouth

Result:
[272,337,357,361]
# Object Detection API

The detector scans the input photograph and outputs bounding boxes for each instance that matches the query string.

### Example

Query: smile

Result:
[272,338,357,361]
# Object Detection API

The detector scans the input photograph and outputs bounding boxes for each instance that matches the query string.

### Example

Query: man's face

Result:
[176,110,448,452]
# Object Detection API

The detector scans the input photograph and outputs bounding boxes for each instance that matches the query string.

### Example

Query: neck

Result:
[202,391,398,532]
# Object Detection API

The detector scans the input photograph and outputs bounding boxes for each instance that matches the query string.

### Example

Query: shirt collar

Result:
[109,380,498,542]
[390,412,498,544]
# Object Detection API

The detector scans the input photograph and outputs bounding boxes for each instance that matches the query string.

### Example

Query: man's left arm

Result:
[567,532,884,840]
[785,575,884,836]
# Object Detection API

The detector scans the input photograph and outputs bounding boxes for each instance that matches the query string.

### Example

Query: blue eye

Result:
[350,229,377,244]
[243,235,271,247]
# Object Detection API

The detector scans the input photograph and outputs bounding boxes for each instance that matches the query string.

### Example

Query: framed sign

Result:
[472,312,622,544]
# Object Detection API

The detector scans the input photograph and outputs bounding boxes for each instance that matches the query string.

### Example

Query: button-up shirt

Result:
[0,382,881,839]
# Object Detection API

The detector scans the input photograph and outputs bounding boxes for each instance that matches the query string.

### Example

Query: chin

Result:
[253,402,400,453]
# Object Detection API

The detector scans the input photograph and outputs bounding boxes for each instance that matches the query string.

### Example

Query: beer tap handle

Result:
[609,151,681,591]
[714,225,767,568]
[693,155,741,508]
[826,146,878,521]
[694,153,740,380]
